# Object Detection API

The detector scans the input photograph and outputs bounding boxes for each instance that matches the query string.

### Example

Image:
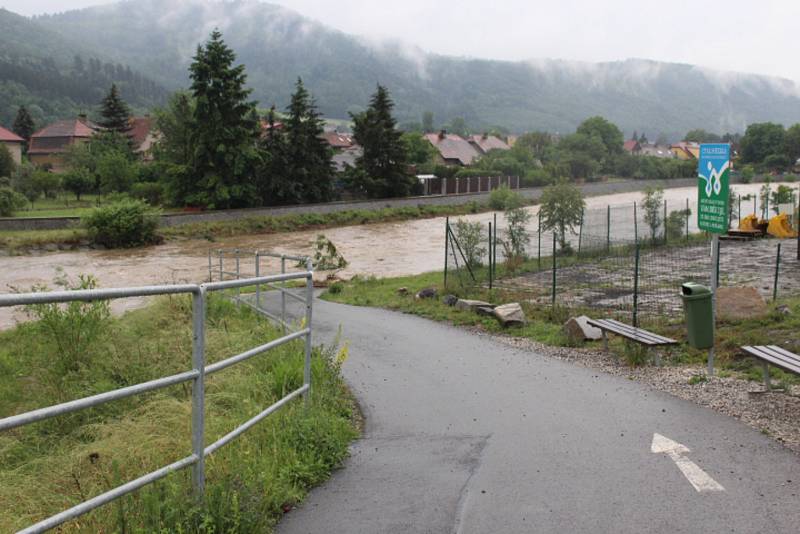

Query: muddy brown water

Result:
[0,183,795,329]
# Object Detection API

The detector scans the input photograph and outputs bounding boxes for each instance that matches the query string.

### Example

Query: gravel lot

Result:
[491,333,800,454]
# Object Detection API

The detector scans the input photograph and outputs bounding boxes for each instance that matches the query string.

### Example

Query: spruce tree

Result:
[188,30,259,208]
[351,85,417,198]
[256,106,293,204]
[284,78,333,203]
[98,84,132,134]
[12,106,35,143]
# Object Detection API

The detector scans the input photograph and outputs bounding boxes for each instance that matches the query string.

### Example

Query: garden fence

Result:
[0,257,313,533]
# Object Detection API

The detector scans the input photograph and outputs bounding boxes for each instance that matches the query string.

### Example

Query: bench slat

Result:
[742,345,800,375]
[588,319,675,344]
[587,318,677,346]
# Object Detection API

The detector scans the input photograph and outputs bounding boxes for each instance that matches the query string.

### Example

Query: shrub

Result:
[453,219,486,268]
[489,185,524,210]
[82,199,161,248]
[0,186,27,216]
[539,181,584,251]
[503,205,532,259]
[666,209,691,240]
[308,234,348,271]
[642,186,665,243]
[131,181,165,206]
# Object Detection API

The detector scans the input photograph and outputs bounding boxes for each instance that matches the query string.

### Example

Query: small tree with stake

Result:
[642,186,665,243]
[539,180,585,252]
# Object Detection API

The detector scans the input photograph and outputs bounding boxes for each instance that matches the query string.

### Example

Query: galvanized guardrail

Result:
[0,263,314,533]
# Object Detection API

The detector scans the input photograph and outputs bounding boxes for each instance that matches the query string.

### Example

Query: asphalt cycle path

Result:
[275,297,800,533]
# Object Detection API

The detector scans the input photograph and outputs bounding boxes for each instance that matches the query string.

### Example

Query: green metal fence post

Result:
[552,232,557,308]
[444,217,449,289]
[538,210,542,270]
[738,195,741,224]
[488,222,493,290]
[685,198,689,242]
[578,208,584,255]
[773,243,782,302]
[634,201,638,244]
[606,205,611,252]
[493,213,498,279]
[663,199,668,244]
[633,244,640,327]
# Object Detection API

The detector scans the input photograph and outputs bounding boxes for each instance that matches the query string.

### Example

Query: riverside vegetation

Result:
[0,275,358,532]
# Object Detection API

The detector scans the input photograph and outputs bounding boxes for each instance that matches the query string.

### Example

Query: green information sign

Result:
[697,143,730,234]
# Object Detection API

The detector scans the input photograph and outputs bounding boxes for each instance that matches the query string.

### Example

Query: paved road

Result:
[274,296,800,533]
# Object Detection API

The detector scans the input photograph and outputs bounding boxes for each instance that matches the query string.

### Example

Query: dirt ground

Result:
[500,237,799,319]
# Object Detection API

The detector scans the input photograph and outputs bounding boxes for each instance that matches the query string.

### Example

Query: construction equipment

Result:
[738,214,761,232]
[767,213,798,238]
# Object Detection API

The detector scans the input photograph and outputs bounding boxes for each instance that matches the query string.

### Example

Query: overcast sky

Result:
[4,0,799,82]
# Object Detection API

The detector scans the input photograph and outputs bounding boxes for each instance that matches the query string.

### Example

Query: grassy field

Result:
[12,194,102,218]
[323,270,800,385]
[0,290,358,532]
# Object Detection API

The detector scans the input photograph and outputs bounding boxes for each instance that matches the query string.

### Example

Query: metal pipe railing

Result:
[2,264,314,533]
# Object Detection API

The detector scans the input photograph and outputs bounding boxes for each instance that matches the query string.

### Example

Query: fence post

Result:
[538,210,542,270]
[304,258,314,404]
[577,208,584,256]
[493,213,497,280]
[207,249,212,282]
[797,186,800,261]
[444,217,450,288]
[753,196,757,217]
[488,222,493,289]
[738,195,741,224]
[686,198,690,242]
[773,243,782,302]
[606,205,611,252]
[634,201,638,244]
[255,251,261,310]
[663,199,668,244]
[633,244,640,327]
[218,250,223,282]
[191,289,206,499]
[234,249,241,307]
[551,232,557,308]
[281,255,287,331]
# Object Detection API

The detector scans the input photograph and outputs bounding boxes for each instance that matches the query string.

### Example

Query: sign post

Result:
[697,143,731,375]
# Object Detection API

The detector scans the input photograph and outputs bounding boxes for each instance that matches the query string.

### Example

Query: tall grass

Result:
[0,292,357,532]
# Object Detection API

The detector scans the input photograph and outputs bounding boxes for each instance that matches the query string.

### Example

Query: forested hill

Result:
[17,0,800,138]
[0,8,168,126]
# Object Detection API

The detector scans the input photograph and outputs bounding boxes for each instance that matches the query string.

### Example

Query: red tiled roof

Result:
[424,132,480,166]
[469,134,510,154]
[128,116,153,147]
[31,118,98,139]
[323,131,353,149]
[0,125,24,143]
[623,140,640,152]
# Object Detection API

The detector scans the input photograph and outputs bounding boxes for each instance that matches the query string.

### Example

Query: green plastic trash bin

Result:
[681,283,713,349]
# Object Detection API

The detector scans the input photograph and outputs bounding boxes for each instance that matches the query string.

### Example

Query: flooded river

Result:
[0,182,795,328]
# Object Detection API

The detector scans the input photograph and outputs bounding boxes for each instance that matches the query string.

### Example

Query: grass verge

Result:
[323,270,800,385]
[0,293,358,532]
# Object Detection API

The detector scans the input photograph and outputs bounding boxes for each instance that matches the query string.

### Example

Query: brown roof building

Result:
[128,117,157,160]
[0,125,25,166]
[28,118,98,172]
[322,131,354,150]
[469,134,511,154]
[424,131,480,166]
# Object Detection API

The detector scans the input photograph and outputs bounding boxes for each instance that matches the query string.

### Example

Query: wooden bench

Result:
[741,345,800,390]
[586,318,677,363]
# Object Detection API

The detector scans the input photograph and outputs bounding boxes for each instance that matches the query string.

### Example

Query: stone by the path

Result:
[415,287,437,300]
[493,303,526,327]
[716,287,767,320]
[475,306,496,317]
[442,294,458,307]
[776,304,792,316]
[397,287,409,296]
[455,299,494,312]
[564,315,603,343]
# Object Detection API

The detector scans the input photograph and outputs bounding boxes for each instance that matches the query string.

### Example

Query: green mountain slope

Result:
[0,8,169,127]
[29,0,800,139]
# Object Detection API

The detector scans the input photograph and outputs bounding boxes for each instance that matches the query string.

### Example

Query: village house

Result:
[468,133,511,155]
[0,125,25,166]
[623,139,642,155]
[128,116,158,161]
[670,141,700,160]
[639,143,675,158]
[424,130,480,166]
[28,117,98,172]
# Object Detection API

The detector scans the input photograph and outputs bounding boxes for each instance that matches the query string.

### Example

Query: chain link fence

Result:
[445,199,799,326]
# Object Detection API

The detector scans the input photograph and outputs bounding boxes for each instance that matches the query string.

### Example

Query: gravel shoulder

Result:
[492,332,800,453]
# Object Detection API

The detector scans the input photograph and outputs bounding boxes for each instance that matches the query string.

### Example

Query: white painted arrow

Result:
[651,433,725,493]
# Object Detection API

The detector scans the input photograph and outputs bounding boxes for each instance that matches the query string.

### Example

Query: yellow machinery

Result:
[767,213,798,238]
[738,214,761,232]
